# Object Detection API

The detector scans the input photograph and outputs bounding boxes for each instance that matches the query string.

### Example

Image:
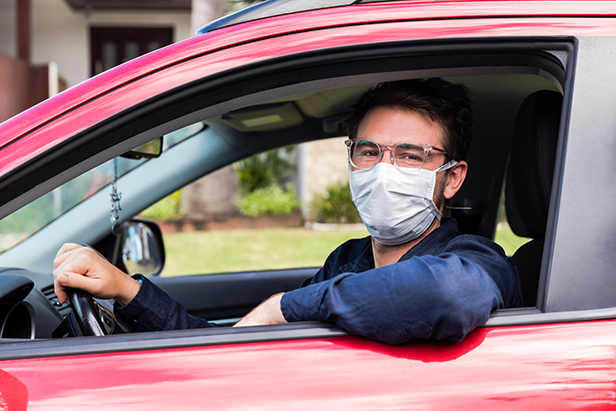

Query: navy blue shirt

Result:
[115,219,522,344]
[281,219,521,344]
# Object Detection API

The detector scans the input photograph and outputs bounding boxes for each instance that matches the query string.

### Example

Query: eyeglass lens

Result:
[351,140,426,169]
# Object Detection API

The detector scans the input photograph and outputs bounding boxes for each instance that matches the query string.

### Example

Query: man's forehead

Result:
[357,106,445,147]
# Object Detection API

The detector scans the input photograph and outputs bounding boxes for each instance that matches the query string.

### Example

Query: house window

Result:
[90,27,173,76]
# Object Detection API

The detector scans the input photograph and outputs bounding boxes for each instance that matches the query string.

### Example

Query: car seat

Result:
[505,90,562,307]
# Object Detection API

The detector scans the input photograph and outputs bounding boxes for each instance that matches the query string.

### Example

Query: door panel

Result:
[151,267,317,320]
[2,320,616,410]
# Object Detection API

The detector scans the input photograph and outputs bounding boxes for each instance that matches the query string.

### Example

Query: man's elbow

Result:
[367,291,492,344]
[325,280,498,345]
[430,288,496,341]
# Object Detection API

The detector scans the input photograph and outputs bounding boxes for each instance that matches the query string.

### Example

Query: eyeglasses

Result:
[345,139,448,171]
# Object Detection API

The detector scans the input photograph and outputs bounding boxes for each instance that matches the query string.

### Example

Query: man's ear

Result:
[443,161,468,200]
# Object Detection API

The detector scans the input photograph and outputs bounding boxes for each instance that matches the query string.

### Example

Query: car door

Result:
[2,2,616,409]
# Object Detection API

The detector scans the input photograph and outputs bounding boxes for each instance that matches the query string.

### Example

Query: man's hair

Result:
[344,78,473,161]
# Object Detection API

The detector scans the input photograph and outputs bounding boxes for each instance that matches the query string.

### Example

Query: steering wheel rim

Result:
[66,288,117,336]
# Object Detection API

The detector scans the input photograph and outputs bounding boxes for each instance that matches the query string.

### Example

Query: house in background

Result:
[0,0,191,94]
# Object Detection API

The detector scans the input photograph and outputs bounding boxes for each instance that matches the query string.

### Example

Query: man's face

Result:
[355,106,450,206]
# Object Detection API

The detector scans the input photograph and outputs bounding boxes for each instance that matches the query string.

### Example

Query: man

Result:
[54,78,522,344]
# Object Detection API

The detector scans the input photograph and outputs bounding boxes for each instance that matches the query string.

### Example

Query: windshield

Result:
[0,122,204,254]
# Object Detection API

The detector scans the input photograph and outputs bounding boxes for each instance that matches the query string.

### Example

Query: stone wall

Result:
[182,166,239,223]
[298,136,349,220]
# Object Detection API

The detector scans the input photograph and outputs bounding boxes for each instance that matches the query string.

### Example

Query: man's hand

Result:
[53,243,140,306]
[234,293,287,327]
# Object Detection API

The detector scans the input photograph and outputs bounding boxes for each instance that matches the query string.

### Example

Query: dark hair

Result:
[344,78,473,161]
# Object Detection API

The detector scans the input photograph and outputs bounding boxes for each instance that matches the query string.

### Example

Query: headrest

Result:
[506,90,562,238]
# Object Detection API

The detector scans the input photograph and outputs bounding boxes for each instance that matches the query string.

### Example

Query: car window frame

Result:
[0,35,585,358]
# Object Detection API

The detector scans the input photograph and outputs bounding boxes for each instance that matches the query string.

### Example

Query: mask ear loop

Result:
[435,160,458,173]
[422,160,458,221]
[430,160,460,219]
[438,160,474,212]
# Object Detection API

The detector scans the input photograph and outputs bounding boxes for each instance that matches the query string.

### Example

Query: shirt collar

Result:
[337,237,373,274]
[337,219,459,274]
[399,218,459,261]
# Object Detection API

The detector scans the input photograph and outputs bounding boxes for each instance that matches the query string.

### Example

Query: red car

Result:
[1,0,616,408]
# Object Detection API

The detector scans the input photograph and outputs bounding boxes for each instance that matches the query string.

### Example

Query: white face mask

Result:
[349,160,457,246]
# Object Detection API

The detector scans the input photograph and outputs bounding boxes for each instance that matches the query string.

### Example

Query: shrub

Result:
[237,185,299,217]
[234,148,295,194]
[312,182,361,224]
[140,190,187,221]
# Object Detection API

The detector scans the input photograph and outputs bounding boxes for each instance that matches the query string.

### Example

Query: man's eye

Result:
[395,148,425,167]
[399,153,423,161]
[357,150,379,157]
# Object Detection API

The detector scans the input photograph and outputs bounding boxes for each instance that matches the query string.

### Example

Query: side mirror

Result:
[119,218,165,276]
[121,137,163,160]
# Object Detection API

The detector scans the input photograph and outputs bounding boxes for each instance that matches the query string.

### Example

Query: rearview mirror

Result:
[121,137,163,160]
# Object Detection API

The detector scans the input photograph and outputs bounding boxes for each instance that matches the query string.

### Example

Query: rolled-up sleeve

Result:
[281,253,507,344]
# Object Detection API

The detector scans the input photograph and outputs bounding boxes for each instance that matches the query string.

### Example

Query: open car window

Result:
[139,73,545,277]
[0,32,582,349]
[78,67,564,316]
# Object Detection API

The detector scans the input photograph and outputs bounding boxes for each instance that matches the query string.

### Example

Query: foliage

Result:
[234,148,295,194]
[236,185,299,217]
[234,147,299,218]
[140,190,187,221]
[312,181,361,224]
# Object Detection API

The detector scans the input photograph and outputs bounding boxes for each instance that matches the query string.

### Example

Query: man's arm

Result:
[53,244,216,332]
[239,238,518,345]
[234,293,286,327]
[280,253,504,344]
[114,274,218,332]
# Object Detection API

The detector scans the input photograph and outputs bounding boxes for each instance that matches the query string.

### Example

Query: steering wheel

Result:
[66,288,119,336]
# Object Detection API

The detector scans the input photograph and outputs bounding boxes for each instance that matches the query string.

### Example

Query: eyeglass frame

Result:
[345,139,449,171]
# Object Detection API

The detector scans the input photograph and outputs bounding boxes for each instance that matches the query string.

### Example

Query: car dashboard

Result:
[0,268,67,340]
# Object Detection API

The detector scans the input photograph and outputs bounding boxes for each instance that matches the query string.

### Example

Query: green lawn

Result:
[161,227,368,276]
[493,222,532,257]
[161,222,529,276]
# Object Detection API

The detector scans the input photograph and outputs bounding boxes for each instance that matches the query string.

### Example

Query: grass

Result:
[493,222,532,257]
[161,227,368,276]
[161,222,529,277]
